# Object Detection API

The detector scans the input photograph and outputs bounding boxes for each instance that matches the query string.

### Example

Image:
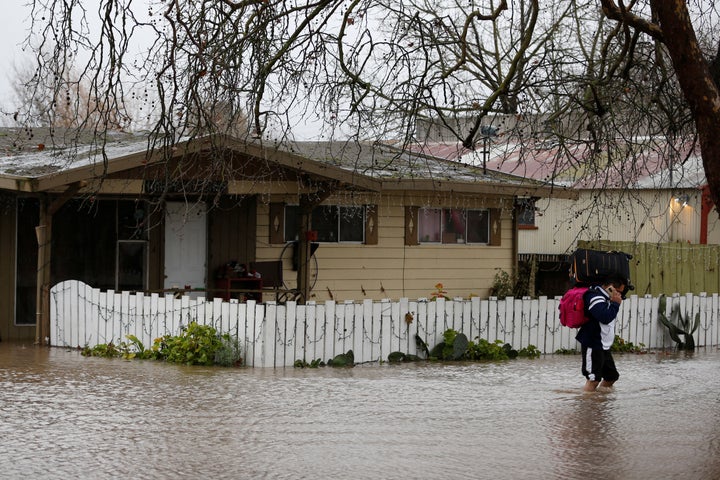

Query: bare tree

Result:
[14,0,719,209]
[598,0,720,208]
[7,59,132,130]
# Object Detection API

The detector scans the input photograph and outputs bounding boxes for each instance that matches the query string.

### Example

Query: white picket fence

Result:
[49,280,720,367]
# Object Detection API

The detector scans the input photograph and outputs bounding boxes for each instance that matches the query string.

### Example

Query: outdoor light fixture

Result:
[673,194,690,206]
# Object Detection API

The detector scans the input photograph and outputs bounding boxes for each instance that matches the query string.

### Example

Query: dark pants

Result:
[581,346,619,383]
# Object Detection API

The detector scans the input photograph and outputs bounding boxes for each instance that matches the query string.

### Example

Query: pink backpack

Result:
[559,287,589,328]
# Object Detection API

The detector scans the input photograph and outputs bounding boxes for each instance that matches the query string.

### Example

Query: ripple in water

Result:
[1,343,720,479]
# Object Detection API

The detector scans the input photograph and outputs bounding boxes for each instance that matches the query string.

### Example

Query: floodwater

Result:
[1,344,720,480]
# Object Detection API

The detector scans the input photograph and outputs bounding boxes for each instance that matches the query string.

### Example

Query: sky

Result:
[0,3,33,110]
[0,1,325,137]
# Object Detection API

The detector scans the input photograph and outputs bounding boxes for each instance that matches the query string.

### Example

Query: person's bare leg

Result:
[583,380,600,392]
[599,380,615,389]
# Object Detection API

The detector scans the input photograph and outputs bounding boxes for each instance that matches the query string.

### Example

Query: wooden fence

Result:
[50,280,720,367]
[578,239,720,297]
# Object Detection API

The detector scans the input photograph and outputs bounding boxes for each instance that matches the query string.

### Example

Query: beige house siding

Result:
[255,193,514,301]
[520,188,706,256]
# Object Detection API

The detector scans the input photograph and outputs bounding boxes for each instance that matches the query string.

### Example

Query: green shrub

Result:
[554,347,578,355]
[466,338,510,360]
[157,322,228,366]
[214,336,244,367]
[81,322,243,367]
[517,344,541,358]
[294,358,323,368]
[490,270,514,299]
[611,335,645,353]
[81,342,123,358]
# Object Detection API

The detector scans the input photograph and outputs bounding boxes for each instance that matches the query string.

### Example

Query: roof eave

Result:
[381,179,578,199]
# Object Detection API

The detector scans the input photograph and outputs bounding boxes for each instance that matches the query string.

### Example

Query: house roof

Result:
[0,128,576,199]
[413,137,706,191]
[280,139,575,197]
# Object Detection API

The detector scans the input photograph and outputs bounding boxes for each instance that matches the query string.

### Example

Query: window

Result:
[516,198,537,229]
[418,208,489,244]
[117,240,148,291]
[284,205,366,243]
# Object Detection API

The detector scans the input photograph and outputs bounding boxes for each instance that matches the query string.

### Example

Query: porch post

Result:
[297,199,313,304]
[36,182,84,345]
[34,196,50,345]
[296,184,336,304]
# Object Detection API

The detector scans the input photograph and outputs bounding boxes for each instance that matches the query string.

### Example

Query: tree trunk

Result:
[653,1,720,212]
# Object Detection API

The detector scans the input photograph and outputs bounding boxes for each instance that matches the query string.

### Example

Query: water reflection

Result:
[549,391,620,478]
[1,342,720,479]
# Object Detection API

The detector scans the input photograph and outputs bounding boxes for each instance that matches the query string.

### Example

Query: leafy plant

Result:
[491,268,532,299]
[429,329,469,360]
[518,344,541,358]
[428,329,541,362]
[490,270,514,299]
[81,341,122,358]
[326,350,355,367]
[611,335,645,353]
[214,336,244,367]
[657,295,700,351]
[387,351,422,362]
[415,334,430,358]
[294,358,323,368]
[430,283,449,301]
[156,322,230,366]
[81,323,243,367]
[466,338,510,361]
[125,334,160,360]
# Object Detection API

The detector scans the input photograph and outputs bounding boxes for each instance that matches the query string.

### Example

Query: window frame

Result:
[284,204,367,244]
[516,198,538,230]
[417,207,490,245]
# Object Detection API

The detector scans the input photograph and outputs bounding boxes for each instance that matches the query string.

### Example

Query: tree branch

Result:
[600,0,664,42]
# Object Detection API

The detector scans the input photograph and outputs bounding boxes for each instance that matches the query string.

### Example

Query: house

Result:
[412,116,719,296]
[0,128,575,342]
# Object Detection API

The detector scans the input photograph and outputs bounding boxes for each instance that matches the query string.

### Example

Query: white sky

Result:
[0,1,325,138]
[0,2,33,110]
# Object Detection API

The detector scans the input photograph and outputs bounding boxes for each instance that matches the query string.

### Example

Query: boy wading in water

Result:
[576,278,626,392]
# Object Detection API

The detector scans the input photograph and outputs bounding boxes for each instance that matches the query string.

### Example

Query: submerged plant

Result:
[81,322,242,367]
[429,329,467,360]
[611,335,645,354]
[466,338,510,361]
[294,358,323,368]
[81,341,122,358]
[517,344,541,358]
[214,336,244,367]
[427,329,539,362]
[157,322,233,366]
[658,296,700,351]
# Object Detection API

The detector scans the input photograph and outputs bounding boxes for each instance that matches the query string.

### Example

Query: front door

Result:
[164,201,207,293]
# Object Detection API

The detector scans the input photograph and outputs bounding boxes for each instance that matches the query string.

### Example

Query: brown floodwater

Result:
[1,342,720,479]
